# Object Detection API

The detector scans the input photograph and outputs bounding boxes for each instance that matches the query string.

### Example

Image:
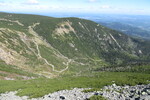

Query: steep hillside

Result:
[0,12,150,78]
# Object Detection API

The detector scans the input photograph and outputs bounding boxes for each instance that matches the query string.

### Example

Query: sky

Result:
[0,0,150,15]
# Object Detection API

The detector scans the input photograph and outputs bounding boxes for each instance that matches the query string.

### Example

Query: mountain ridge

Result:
[0,12,150,79]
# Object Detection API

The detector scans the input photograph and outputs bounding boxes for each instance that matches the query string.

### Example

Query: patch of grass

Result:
[96,64,150,74]
[123,65,150,74]
[89,95,107,100]
[39,45,68,70]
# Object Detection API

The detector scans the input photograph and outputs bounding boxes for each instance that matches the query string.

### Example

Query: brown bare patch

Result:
[53,21,76,36]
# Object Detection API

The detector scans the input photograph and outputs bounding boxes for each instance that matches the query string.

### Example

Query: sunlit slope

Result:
[0,12,150,78]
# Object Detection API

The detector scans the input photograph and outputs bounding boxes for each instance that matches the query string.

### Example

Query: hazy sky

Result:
[0,0,150,15]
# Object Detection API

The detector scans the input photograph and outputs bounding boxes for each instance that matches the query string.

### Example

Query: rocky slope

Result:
[0,84,150,100]
[0,12,150,78]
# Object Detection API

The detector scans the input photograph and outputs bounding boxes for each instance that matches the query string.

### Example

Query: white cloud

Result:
[25,0,39,5]
[0,2,7,6]
[89,0,97,2]
[100,5,111,9]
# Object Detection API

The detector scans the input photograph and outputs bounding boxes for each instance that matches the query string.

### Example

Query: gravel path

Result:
[29,23,72,73]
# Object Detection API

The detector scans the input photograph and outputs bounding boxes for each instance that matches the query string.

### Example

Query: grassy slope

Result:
[0,12,150,76]
[0,61,38,79]
[0,71,150,98]
[34,17,150,65]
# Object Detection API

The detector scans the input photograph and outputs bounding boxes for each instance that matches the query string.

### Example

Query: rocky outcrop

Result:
[99,84,150,100]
